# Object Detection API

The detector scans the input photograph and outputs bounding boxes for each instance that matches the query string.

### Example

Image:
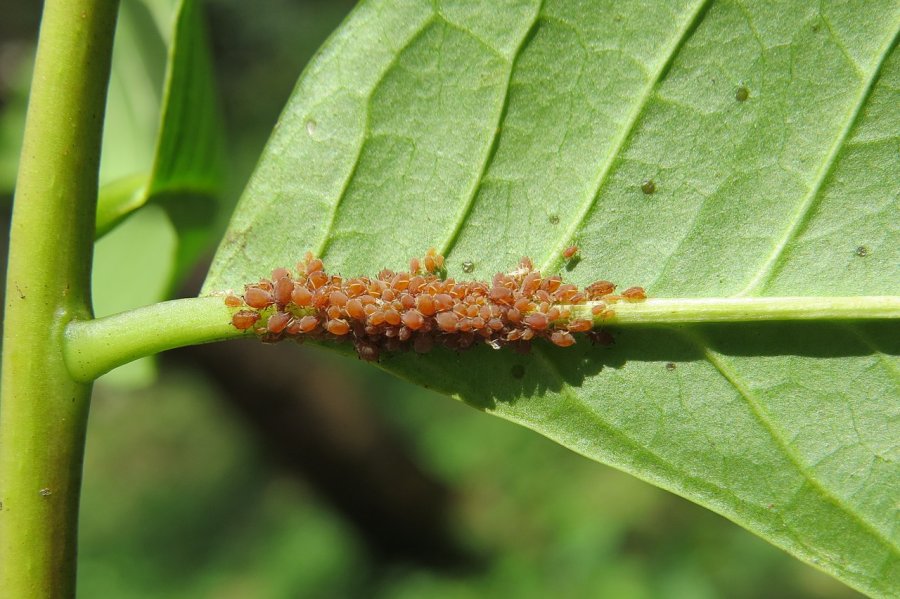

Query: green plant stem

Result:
[64,296,248,382]
[0,0,120,597]
[63,295,899,383]
[575,296,900,324]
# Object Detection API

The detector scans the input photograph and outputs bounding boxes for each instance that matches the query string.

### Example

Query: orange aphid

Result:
[622,286,647,301]
[551,330,576,347]
[408,276,425,294]
[435,311,459,332]
[567,319,592,333]
[562,245,579,259]
[244,287,273,309]
[291,286,312,306]
[329,290,349,307]
[233,251,640,359]
[401,310,425,330]
[274,276,293,305]
[306,257,324,273]
[267,312,292,334]
[586,280,616,298]
[346,298,365,320]
[346,280,367,297]
[307,271,328,289]
[232,310,259,330]
[326,319,350,336]
[417,294,436,316]
[298,315,319,333]
[524,312,548,330]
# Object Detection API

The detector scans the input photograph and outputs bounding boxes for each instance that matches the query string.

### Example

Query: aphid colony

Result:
[226,249,646,361]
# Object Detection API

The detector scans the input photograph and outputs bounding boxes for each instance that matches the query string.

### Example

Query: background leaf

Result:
[205,0,899,594]
[94,0,224,386]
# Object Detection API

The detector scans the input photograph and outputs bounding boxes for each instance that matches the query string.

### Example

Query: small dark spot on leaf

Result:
[462,261,475,274]
[735,85,750,102]
[665,362,677,371]
[589,330,615,346]
[564,255,581,271]
[510,364,525,379]
[855,245,869,257]
[39,488,51,497]
[640,179,656,195]
[548,214,560,225]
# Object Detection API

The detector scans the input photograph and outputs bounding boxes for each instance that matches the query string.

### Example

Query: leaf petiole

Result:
[63,294,899,382]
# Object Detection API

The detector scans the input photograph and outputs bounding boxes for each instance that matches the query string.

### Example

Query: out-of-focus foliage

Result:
[79,348,860,599]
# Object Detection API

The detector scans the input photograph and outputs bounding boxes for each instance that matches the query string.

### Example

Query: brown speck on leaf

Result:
[665,362,677,371]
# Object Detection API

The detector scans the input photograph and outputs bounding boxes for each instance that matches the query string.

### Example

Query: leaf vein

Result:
[538,0,715,273]
[439,0,545,257]
[737,26,898,295]
[693,333,898,557]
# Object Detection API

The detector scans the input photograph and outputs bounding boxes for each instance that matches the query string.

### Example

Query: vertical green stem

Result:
[0,0,119,597]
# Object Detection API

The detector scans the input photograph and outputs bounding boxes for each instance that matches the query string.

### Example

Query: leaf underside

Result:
[205,1,900,594]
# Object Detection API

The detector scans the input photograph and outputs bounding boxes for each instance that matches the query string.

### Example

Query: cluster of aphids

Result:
[225,248,646,362]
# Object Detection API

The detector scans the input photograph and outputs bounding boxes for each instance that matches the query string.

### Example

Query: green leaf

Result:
[92,0,223,386]
[205,1,899,594]
[98,0,223,248]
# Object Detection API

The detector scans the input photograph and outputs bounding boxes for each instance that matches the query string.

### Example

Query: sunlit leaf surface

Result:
[206,1,900,594]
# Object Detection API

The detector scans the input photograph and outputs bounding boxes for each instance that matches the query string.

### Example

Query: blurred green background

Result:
[0,1,863,597]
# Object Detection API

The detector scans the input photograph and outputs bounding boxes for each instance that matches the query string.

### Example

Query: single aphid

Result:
[563,245,579,259]
[267,312,292,334]
[274,276,294,305]
[346,298,366,320]
[524,312,548,330]
[326,318,350,336]
[622,286,646,301]
[550,330,576,347]
[401,310,425,330]
[291,286,313,306]
[586,280,616,298]
[232,310,260,330]
[567,319,592,332]
[244,287,274,309]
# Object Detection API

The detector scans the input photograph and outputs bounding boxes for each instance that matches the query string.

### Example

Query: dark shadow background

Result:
[0,1,866,597]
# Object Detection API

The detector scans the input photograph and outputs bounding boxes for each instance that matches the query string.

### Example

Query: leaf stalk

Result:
[63,295,899,383]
